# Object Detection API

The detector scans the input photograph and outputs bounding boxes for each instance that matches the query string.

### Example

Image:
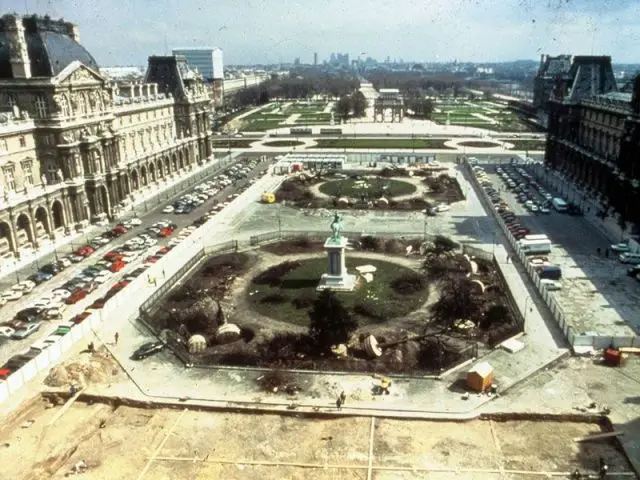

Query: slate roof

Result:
[0,16,99,78]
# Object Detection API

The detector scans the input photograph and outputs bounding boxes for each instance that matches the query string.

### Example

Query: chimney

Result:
[65,22,80,42]
[5,15,31,79]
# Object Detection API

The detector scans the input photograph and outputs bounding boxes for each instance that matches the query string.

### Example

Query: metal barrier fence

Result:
[249,230,434,246]
[463,161,640,348]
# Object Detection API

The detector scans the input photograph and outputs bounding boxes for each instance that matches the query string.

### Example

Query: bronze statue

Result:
[330,212,343,240]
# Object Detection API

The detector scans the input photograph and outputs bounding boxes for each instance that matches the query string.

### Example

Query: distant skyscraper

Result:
[313,52,318,66]
[171,47,223,80]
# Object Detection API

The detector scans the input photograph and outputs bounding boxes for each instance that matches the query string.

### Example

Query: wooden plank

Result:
[47,388,85,427]
[619,347,640,354]
[574,431,624,443]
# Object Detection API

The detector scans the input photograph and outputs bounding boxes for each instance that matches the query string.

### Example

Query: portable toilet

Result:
[466,362,494,392]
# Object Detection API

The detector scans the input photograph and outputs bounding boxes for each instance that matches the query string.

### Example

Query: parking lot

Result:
[476,163,640,336]
[0,157,271,373]
[0,400,632,479]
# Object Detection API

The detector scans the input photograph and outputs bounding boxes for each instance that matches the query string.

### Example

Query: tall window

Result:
[19,136,26,148]
[6,94,17,111]
[21,160,34,186]
[3,167,16,191]
[34,95,48,118]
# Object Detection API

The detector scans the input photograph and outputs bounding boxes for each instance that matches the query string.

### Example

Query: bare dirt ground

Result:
[0,400,632,479]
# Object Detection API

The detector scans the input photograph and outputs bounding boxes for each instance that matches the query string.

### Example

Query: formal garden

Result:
[142,234,522,377]
[273,166,464,210]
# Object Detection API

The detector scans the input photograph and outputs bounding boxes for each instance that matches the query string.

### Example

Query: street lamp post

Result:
[524,296,532,324]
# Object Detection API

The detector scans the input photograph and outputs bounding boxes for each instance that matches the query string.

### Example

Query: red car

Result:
[0,368,11,380]
[104,251,124,261]
[65,289,88,305]
[88,299,106,310]
[71,311,92,324]
[74,245,96,257]
[113,224,128,235]
[144,256,160,264]
[111,280,130,290]
[110,261,126,273]
[158,227,174,238]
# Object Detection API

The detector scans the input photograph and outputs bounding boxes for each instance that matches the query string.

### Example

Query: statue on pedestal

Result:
[330,212,343,240]
[41,174,48,186]
[56,168,64,182]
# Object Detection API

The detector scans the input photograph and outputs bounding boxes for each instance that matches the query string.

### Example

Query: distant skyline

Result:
[12,0,640,66]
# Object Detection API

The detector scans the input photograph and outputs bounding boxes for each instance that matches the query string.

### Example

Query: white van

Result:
[619,252,640,264]
[552,197,568,212]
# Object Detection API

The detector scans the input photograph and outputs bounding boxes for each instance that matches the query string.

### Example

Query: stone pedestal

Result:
[317,236,356,292]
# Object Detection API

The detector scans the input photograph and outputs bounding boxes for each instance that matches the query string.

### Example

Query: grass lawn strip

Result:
[314,138,454,149]
[248,256,428,326]
[318,178,417,197]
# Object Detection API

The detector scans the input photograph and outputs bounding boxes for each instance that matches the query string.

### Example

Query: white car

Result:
[540,279,562,291]
[0,326,15,339]
[31,298,54,309]
[13,281,35,294]
[435,204,450,213]
[162,205,175,214]
[128,217,142,227]
[58,257,72,268]
[143,238,158,247]
[1,290,23,302]
[52,289,72,300]
[93,271,112,284]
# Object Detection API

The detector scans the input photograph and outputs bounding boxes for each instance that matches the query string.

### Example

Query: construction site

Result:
[0,392,634,480]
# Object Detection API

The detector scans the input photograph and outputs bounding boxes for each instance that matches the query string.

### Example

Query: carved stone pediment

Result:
[57,64,103,85]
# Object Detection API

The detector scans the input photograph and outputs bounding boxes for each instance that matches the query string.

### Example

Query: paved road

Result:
[0,156,274,364]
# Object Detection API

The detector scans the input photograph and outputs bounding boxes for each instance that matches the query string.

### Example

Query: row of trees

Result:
[334,91,368,121]
[226,74,360,111]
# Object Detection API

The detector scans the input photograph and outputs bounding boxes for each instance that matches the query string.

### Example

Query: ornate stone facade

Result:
[545,56,640,229]
[0,15,213,260]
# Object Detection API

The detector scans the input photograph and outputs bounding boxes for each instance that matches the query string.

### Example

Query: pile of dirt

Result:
[44,349,121,388]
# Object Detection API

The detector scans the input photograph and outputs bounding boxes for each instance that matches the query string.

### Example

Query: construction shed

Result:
[466,362,494,392]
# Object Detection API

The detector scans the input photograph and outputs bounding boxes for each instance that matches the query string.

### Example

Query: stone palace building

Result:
[545,55,640,228]
[0,14,213,260]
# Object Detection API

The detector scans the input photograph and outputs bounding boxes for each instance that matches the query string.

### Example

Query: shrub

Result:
[354,301,383,320]
[253,261,302,286]
[479,305,512,330]
[391,272,427,295]
[258,333,315,362]
[261,293,289,304]
[385,239,405,254]
[359,235,383,251]
[292,294,315,309]
[219,352,259,366]
[308,291,358,350]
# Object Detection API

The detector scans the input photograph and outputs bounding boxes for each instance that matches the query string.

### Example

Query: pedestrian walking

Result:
[336,396,343,410]
[114,332,119,345]
[597,247,601,256]
[605,249,609,258]
[506,255,510,264]
[599,457,608,479]
[339,391,346,405]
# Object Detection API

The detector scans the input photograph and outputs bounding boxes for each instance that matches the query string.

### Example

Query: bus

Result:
[552,197,568,212]
[523,234,549,242]
[519,239,552,254]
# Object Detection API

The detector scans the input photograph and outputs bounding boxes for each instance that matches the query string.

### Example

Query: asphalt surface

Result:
[482,164,611,255]
[0,155,274,364]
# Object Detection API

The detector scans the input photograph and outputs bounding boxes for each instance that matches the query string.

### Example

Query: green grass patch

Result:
[319,178,417,198]
[457,141,503,148]
[239,119,286,132]
[211,139,255,148]
[314,138,454,149]
[262,140,305,147]
[502,139,546,150]
[248,256,428,326]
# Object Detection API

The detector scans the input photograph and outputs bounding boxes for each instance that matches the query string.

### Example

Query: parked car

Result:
[619,252,640,264]
[131,341,165,360]
[40,263,61,276]
[65,289,88,305]
[611,243,630,253]
[0,326,15,339]
[1,290,23,302]
[15,307,45,322]
[11,322,41,339]
[540,279,562,291]
[71,312,92,324]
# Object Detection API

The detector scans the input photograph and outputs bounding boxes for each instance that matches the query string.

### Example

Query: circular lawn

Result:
[318,178,416,198]
[262,140,305,147]
[456,140,503,148]
[248,256,428,327]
